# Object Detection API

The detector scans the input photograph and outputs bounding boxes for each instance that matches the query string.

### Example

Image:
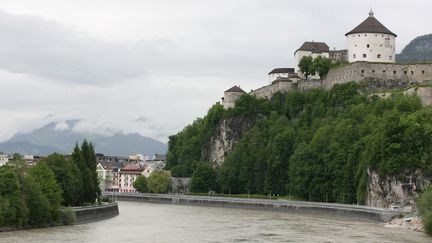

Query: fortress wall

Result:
[298,80,323,91]
[325,62,432,89]
[251,81,293,99]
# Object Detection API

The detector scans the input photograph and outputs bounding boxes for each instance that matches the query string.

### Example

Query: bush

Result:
[60,208,76,225]
[417,187,432,235]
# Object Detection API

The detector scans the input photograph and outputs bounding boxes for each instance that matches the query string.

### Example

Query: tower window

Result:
[404,71,407,75]
[393,71,396,74]
[383,70,386,73]
[367,44,370,48]
[362,54,367,58]
[422,70,425,74]
[353,54,356,58]
[361,70,365,74]
[377,54,381,58]
[411,71,414,75]
[389,55,393,60]
[372,70,375,73]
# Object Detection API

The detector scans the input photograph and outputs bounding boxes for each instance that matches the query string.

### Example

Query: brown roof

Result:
[225,85,246,93]
[268,68,295,74]
[121,163,144,172]
[295,42,329,54]
[346,11,396,37]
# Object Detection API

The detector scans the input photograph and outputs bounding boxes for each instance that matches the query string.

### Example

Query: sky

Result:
[0,0,430,143]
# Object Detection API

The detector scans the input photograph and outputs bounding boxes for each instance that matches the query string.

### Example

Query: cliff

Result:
[367,169,431,211]
[205,116,254,166]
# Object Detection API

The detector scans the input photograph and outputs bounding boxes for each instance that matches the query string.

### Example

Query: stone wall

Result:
[72,202,119,224]
[325,62,432,89]
[251,80,293,99]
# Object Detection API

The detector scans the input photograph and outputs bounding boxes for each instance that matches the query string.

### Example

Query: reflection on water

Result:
[0,201,429,243]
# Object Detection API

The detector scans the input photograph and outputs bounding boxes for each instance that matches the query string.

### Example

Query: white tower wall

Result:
[347,33,395,63]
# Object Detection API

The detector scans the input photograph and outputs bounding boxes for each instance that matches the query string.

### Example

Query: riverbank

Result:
[105,192,400,222]
[385,216,424,232]
[0,202,119,232]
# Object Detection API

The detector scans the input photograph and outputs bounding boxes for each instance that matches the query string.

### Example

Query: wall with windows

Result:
[347,33,396,63]
[324,62,432,89]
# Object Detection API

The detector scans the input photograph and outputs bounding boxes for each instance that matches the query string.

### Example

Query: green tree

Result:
[133,175,149,193]
[22,175,51,227]
[417,186,432,235]
[148,171,171,193]
[43,154,83,206]
[30,162,63,222]
[298,55,314,79]
[312,55,331,79]
[190,162,216,192]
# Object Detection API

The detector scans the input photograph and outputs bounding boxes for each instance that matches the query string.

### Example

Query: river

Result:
[0,201,429,242]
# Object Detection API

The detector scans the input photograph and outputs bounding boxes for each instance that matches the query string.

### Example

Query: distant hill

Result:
[396,34,432,62]
[0,120,167,156]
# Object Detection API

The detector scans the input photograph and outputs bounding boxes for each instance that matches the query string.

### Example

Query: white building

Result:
[268,68,296,84]
[294,41,330,79]
[0,154,9,166]
[118,163,145,192]
[222,85,246,109]
[346,10,396,63]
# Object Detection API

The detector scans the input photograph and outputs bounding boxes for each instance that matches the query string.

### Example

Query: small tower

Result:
[222,85,246,109]
[346,10,397,63]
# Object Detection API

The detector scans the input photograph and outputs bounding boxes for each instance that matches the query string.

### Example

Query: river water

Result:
[0,201,429,243]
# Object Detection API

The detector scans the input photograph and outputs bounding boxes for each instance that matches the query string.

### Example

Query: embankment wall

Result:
[107,193,398,222]
[72,202,119,224]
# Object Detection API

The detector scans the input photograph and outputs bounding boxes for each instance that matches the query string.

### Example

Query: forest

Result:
[167,82,432,204]
[0,141,99,228]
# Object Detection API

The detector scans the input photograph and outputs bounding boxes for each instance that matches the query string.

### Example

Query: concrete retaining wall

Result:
[72,202,119,224]
[107,193,399,222]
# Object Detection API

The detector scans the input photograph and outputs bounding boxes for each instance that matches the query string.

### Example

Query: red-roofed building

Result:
[118,163,145,192]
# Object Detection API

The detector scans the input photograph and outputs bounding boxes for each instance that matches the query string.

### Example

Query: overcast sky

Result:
[0,0,430,143]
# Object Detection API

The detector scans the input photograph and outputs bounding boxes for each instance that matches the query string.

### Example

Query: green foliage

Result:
[133,175,149,193]
[148,171,171,193]
[168,82,432,204]
[298,56,314,79]
[30,162,63,223]
[191,162,217,192]
[71,141,100,204]
[22,175,51,227]
[417,186,432,235]
[312,55,331,79]
[60,207,76,226]
[42,154,83,206]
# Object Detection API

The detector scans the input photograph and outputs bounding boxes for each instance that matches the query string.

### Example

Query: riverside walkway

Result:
[103,192,400,222]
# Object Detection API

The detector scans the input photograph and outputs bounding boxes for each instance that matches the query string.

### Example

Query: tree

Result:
[417,186,432,235]
[30,161,63,222]
[133,175,149,193]
[22,175,51,227]
[148,171,171,193]
[43,154,83,206]
[298,56,314,79]
[190,162,216,192]
[312,55,331,79]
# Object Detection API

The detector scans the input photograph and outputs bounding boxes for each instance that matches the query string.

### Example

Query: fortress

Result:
[222,10,432,109]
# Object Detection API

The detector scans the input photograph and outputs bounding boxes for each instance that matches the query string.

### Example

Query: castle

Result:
[222,10,432,109]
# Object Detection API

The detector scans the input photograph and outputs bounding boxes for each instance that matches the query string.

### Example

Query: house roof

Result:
[345,11,396,37]
[268,68,295,75]
[225,85,246,93]
[121,163,144,172]
[295,42,329,54]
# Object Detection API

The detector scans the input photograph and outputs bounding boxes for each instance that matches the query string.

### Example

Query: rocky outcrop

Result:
[367,169,431,211]
[404,86,432,106]
[206,117,254,166]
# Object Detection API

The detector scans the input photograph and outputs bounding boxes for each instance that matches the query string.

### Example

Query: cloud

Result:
[54,122,69,131]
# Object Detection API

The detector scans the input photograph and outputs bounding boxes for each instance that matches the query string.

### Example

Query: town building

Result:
[0,154,9,166]
[118,163,145,192]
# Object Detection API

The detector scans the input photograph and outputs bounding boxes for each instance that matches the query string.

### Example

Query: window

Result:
[404,71,407,74]
[353,54,356,58]
[383,70,386,73]
[365,34,367,37]
[377,54,381,58]
[362,54,367,58]
[355,44,357,47]
[367,44,370,48]
[361,70,365,74]
[411,71,414,75]
[375,34,378,37]
[389,55,393,60]
[422,70,425,74]
[372,70,375,73]
[393,71,396,74]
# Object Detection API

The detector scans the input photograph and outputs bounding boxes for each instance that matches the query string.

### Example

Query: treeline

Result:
[0,140,99,228]
[167,83,432,204]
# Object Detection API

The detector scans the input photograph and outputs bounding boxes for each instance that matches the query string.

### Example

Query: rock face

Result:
[206,117,254,166]
[404,86,432,106]
[367,169,431,210]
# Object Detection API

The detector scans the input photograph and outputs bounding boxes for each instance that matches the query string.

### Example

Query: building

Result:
[346,10,396,63]
[96,162,116,191]
[222,85,246,109]
[118,163,145,192]
[268,68,296,84]
[294,41,330,78]
[329,49,348,63]
[0,154,9,166]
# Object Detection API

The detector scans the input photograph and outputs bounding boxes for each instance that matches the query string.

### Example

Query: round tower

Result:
[346,10,397,63]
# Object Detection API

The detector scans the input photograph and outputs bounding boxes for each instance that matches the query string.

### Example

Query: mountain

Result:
[396,34,432,62]
[0,120,167,156]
